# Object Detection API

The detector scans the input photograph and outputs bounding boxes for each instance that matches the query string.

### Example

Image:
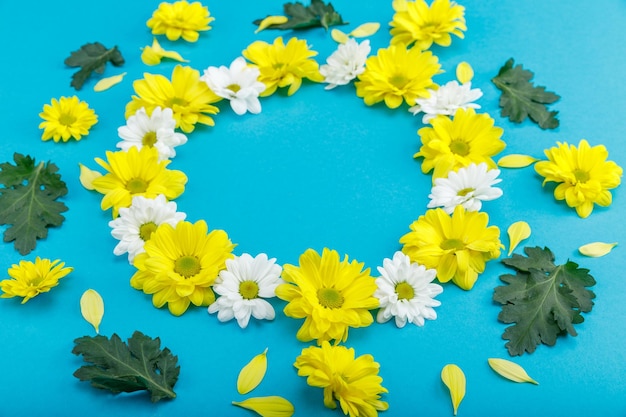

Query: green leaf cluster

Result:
[64,42,125,90]
[0,153,68,255]
[72,331,180,402]
[492,58,560,129]
[493,247,596,356]
[253,0,346,31]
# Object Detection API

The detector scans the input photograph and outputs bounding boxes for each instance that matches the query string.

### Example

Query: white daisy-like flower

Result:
[208,253,283,328]
[108,194,186,263]
[427,162,503,214]
[409,80,483,124]
[117,106,188,161]
[200,57,265,115]
[320,38,371,90]
[375,251,443,328]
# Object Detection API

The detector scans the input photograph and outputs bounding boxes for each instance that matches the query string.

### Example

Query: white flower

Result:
[375,251,443,328]
[409,80,483,124]
[320,38,371,90]
[427,163,503,214]
[108,195,186,263]
[208,253,283,328]
[117,107,188,161]
[200,57,265,115]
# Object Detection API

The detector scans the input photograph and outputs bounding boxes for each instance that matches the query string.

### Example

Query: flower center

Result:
[239,280,260,300]
[29,273,46,286]
[573,169,590,183]
[440,238,465,251]
[142,131,157,147]
[449,139,470,156]
[389,74,408,89]
[167,97,188,107]
[317,287,344,309]
[126,177,148,194]
[395,282,415,301]
[139,222,158,241]
[174,255,201,278]
[272,62,285,70]
[457,187,475,197]
[58,113,77,126]
[226,83,241,93]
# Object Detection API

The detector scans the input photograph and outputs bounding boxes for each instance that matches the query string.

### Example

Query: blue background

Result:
[0,1,625,416]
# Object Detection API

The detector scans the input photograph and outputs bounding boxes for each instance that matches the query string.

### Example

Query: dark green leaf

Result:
[253,0,347,31]
[0,153,68,255]
[64,42,125,90]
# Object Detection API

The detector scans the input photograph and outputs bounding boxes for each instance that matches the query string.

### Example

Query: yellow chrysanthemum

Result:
[147,0,214,42]
[535,139,623,218]
[91,146,187,218]
[390,0,466,50]
[38,96,98,142]
[400,206,502,290]
[275,248,378,344]
[125,65,220,133]
[0,257,73,303]
[355,43,440,109]
[415,108,505,179]
[242,36,324,97]
[130,220,235,316]
[295,341,389,417]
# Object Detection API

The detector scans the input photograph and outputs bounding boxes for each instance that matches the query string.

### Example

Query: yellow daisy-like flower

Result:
[400,206,502,290]
[415,108,505,179]
[390,0,466,50]
[354,43,440,109]
[130,220,235,316]
[91,146,187,218]
[535,139,623,218]
[242,36,324,97]
[295,341,389,417]
[0,257,73,304]
[275,248,378,345]
[38,96,98,142]
[125,65,220,133]
[147,0,214,42]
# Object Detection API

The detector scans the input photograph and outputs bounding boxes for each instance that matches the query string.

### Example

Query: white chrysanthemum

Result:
[117,106,188,161]
[427,162,503,214]
[409,80,483,123]
[320,38,371,90]
[200,57,265,115]
[208,253,283,328]
[108,194,186,263]
[375,251,443,328]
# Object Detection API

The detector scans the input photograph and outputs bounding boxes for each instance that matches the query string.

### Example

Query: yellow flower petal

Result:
[232,396,294,417]
[578,242,618,257]
[497,154,539,168]
[141,38,188,66]
[488,358,539,385]
[255,15,289,34]
[349,22,381,38]
[78,163,102,191]
[441,364,465,416]
[507,221,531,256]
[237,348,268,394]
[80,289,104,334]
[93,72,127,92]
[456,61,473,84]
[331,28,350,44]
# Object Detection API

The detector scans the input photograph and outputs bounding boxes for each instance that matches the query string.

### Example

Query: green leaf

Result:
[493,246,596,356]
[64,42,125,90]
[72,331,180,402]
[0,153,68,255]
[253,0,347,31]
[492,58,560,129]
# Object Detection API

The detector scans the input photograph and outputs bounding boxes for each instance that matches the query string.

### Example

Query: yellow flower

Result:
[415,108,505,179]
[295,341,388,417]
[147,0,214,42]
[355,43,440,109]
[242,37,324,97]
[534,139,623,218]
[91,146,187,218]
[0,257,73,303]
[275,248,378,344]
[38,96,98,142]
[130,220,235,316]
[400,206,502,290]
[390,0,466,50]
[125,65,220,133]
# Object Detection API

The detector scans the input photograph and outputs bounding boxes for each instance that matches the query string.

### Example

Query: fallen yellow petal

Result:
[331,28,350,44]
[255,15,289,34]
[78,163,102,191]
[456,61,474,84]
[497,154,539,168]
[93,72,127,92]
[488,358,538,385]
[237,348,268,394]
[80,289,104,334]
[349,22,381,38]
[441,364,465,416]
[578,242,618,257]
[141,38,188,66]
[507,221,531,256]
[232,396,294,417]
